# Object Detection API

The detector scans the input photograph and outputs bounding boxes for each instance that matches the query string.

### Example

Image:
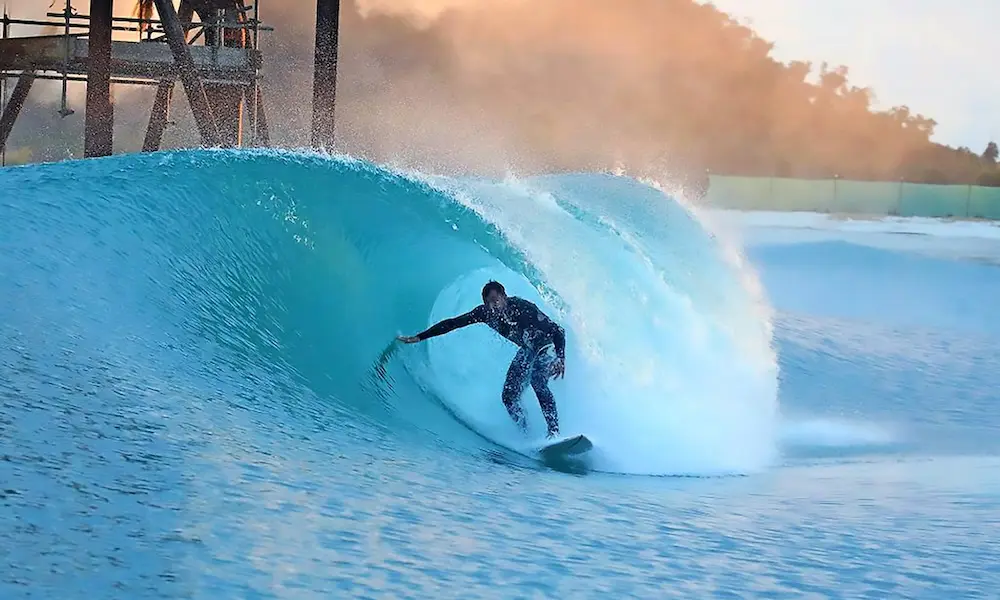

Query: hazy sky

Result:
[365,0,997,152]
[7,0,995,154]
[706,0,998,152]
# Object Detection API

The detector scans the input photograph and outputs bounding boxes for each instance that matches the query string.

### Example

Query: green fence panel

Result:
[899,183,970,218]
[769,178,836,212]
[705,176,1000,220]
[705,175,772,210]
[968,186,1000,219]
[833,180,902,215]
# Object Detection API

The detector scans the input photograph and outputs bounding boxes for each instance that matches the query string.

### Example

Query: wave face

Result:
[0,149,777,476]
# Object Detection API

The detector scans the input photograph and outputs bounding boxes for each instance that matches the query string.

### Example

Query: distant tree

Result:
[983,142,998,166]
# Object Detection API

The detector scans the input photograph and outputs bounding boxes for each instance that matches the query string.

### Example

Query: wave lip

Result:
[0,148,779,477]
[408,171,780,476]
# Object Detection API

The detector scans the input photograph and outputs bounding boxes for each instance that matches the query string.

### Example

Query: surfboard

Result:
[539,433,593,458]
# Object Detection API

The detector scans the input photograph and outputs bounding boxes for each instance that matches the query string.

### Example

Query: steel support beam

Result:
[311,0,340,149]
[178,1,195,34]
[0,71,35,152]
[152,0,222,147]
[143,80,174,152]
[84,0,113,158]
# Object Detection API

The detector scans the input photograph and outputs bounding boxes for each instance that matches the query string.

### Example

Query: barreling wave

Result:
[0,148,778,476]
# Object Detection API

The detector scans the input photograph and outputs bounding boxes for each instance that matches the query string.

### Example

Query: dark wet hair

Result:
[482,280,505,302]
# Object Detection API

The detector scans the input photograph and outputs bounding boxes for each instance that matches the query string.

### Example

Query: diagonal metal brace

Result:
[0,71,35,152]
[143,79,175,152]
[152,0,222,147]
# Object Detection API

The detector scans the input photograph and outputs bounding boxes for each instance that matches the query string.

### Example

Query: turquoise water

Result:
[1,150,998,598]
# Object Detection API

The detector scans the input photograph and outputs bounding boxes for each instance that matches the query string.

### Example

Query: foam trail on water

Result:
[780,419,897,448]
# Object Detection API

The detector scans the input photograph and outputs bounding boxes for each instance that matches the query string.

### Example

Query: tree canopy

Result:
[328,0,996,184]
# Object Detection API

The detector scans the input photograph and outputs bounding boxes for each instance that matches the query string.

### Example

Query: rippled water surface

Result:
[2,153,998,598]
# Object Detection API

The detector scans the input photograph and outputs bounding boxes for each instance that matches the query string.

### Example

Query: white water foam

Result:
[780,418,897,448]
[409,175,779,476]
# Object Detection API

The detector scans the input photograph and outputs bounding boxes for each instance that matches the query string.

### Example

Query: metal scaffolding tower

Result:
[0,0,275,158]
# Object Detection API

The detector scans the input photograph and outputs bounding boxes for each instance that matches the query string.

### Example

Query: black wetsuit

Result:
[414,297,566,436]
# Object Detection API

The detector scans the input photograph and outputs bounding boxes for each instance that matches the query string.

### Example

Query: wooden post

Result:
[311,0,340,149]
[84,0,113,157]
[151,0,222,147]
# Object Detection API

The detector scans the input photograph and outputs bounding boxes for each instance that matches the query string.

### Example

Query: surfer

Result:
[397,280,566,438]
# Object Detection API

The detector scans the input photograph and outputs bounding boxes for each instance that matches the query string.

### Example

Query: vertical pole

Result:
[897,178,904,216]
[255,86,270,146]
[215,8,223,48]
[152,0,222,147]
[253,0,261,49]
[833,174,839,214]
[249,0,261,145]
[247,85,257,147]
[59,0,75,117]
[84,0,114,157]
[2,6,8,166]
[311,0,340,149]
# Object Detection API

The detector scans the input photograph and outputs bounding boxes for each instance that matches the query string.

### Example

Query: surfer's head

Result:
[482,280,507,314]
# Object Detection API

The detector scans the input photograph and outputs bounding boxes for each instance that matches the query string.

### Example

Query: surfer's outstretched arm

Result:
[397,305,486,343]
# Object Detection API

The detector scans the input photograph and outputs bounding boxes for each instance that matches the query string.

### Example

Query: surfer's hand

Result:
[397,335,420,344]
[551,357,565,379]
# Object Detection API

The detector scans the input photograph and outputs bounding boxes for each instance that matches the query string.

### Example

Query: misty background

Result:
[3,0,997,187]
